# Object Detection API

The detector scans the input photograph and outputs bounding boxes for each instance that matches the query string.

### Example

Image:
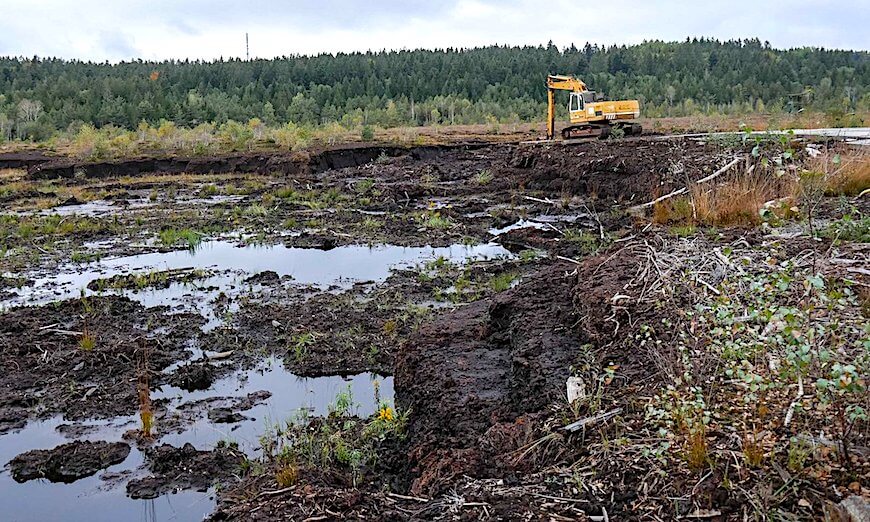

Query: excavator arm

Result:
[546,75,587,140]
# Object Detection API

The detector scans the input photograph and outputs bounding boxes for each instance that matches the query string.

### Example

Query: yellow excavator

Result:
[546,74,642,140]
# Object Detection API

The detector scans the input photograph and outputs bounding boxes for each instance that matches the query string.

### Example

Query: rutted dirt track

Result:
[396,262,579,495]
[1,136,867,520]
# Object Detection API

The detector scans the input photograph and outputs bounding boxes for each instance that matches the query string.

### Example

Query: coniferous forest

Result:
[1,38,868,141]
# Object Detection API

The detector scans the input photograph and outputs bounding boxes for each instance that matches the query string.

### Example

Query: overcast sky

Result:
[1,0,867,62]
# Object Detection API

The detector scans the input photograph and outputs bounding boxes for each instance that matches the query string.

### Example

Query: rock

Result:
[838,495,870,522]
[8,441,130,483]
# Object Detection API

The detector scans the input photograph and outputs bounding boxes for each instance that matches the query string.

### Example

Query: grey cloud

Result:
[98,31,139,60]
[154,0,457,31]
[0,0,867,61]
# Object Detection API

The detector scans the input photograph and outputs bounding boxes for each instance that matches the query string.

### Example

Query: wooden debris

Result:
[385,492,429,503]
[630,156,743,211]
[562,408,623,432]
[683,509,723,519]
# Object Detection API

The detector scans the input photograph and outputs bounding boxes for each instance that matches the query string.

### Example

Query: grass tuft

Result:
[419,212,453,229]
[78,330,96,351]
[684,422,709,472]
[138,372,154,438]
[475,169,494,185]
[653,172,794,227]
[158,228,203,250]
[817,149,870,196]
[275,464,299,487]
[489,272,517,292]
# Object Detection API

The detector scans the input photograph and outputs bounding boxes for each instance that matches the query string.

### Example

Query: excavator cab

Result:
[569,91,602,114]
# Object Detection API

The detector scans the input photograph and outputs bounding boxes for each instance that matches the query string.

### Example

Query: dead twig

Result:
[522,194,559,206]
[41,328,83,336]
[783,373,804,427]
[562,408,623,432]
[256,486,295,498]
[531,493,589,504]
[556,255,582,265]
[385,492,429,503]
[630,156,742,211]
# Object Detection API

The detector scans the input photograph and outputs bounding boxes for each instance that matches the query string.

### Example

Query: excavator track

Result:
[561,124,607,140]
[561,122,642,140]
[562,122,643,140]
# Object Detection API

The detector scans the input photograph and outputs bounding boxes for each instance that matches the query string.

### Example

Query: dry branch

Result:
[522,195,559,206]
[562,408,623,432]
[631,156,743,211]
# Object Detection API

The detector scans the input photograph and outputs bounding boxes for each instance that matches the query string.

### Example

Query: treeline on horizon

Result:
[1,37,868,141]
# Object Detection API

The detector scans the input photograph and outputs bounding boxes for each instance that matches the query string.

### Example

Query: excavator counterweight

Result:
[546,74,641,140]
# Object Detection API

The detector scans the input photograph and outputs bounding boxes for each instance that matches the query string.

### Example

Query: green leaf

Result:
[806,275,825,289]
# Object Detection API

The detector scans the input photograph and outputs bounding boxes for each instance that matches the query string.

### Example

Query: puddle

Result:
[6,195,247,219]
[1,240,511,328]
[32,199,155,217]
[0,359,391,522]
[155,357,392,453]
[0,238,491,519]
[177,195,246,206]
[419,199,452,210]
[0,416,211,522]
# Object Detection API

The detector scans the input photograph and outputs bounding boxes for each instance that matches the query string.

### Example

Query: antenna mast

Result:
[246,33,249,60]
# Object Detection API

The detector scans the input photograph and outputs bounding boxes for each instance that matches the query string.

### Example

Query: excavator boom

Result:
[546,74,641,140]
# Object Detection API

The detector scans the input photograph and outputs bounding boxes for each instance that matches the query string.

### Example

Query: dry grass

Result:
[275,464,299,487]
[645,111,869,134]
[0,180,28,197]
[114,172,259,188]
[0,168,25,181]
[653,172,794,227]
[684,422,709,472]
[78,330,96,351]
[742,431,765,468]
[137,372,154,438]
[652,196,691,224]
[693,174,773,226]
[57,185,98,203]
[1,112,866,158]
[815,148,870,196]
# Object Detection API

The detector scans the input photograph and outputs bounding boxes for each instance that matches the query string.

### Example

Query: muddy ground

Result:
[0,135,867,520]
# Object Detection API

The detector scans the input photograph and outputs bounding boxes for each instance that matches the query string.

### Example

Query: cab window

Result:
[569,92,583,112]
